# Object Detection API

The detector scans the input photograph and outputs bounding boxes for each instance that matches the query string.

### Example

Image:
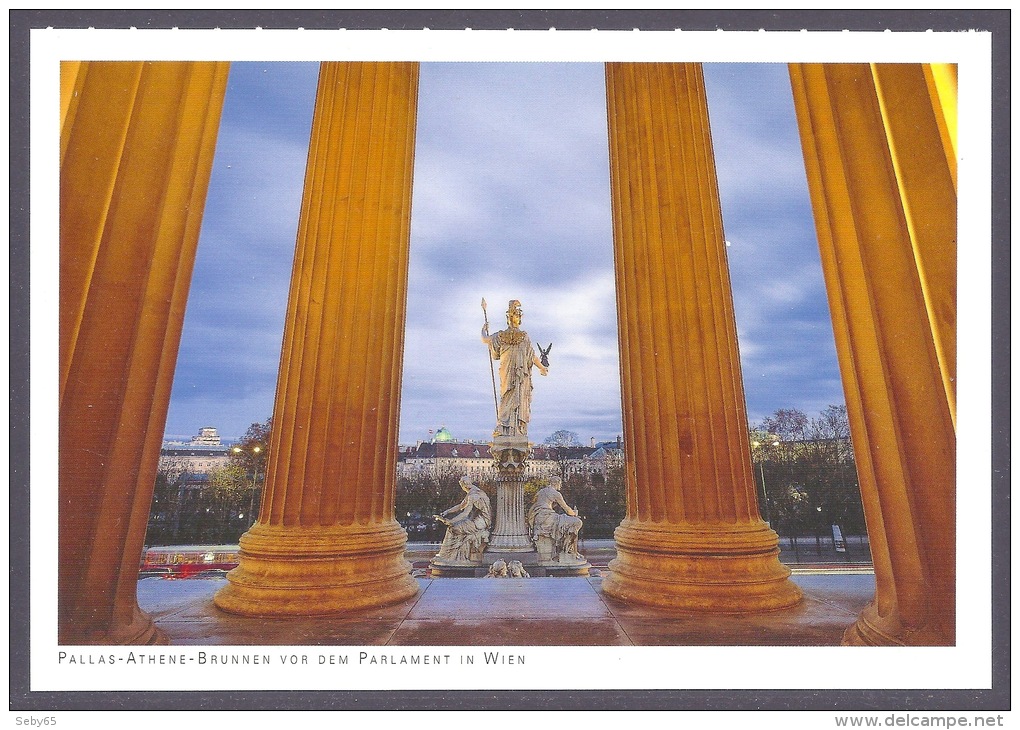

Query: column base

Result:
[602,519,803,612]
[60,605,169,645]
[842,601,953,646]
[214,521,419,616]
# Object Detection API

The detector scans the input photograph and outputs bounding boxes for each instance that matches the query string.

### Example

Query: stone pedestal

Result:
[429,436,539,577]
[429,435,589,577]
[59,61,228,643]
[488,436,536,553]
[490,436,589,576]
[601,62,801,612]
[429,560,488,578]
[531,541,590,577]
[215,62,420,616]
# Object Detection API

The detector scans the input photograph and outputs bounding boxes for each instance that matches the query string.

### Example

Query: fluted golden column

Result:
[789,64,956,645]
[60,61,229,643]
[601,63,802,612]
[215,62,420,616]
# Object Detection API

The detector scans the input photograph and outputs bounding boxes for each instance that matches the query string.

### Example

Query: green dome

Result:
[432,426,454,443]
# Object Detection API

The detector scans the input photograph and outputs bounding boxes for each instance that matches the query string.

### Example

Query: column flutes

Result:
[788,63,956,645]
[59,61,229,643]
[215,62,420,616]
[601,63,802,611]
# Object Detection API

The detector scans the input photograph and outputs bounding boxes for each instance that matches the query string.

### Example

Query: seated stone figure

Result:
[507,560,530,578]
[527,476,584,562]
[485,559,508,578]
[433,476,492,564]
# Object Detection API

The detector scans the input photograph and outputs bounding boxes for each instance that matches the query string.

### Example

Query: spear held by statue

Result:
[481,298,499,421]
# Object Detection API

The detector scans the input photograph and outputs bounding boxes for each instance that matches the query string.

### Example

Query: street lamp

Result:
[233,444,263,523]
[751,438,780,525]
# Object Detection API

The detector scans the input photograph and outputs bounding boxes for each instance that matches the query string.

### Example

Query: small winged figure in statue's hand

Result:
[538,342,552,368]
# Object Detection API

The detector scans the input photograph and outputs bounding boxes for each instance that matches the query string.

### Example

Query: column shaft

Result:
[59,61,229,643]
[489,467,533,551]
[215,62,420,616]
[788,63,956,645]
[601,63,801,611]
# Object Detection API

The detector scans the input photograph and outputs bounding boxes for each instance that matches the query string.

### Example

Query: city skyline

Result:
[163,62,842,444]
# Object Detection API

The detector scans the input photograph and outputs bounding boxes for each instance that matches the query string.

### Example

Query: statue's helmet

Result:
[506,299,522,322]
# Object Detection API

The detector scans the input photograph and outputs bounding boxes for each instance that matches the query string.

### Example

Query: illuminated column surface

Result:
[789,63,956,645]
[60,61,229,643]
[215,62,420,616]
[601,63,802,612]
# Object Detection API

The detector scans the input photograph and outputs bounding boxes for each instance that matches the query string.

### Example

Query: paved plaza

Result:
[138,567,875,647]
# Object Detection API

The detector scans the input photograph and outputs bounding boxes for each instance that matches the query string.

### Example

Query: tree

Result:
[750,405,866,542]
[759,408,810,441]
[544,430,582,447]
[809,404,854,463]
[564,462,626,539]
[395,465,467,542]
[236,418,272,453]
[804,405,863,534]
[811,404,850,440]
[146,417,273,547]
[206,463,253,540]
[146,453,191,545]
[542,430,586,480]
[228,418,271,524]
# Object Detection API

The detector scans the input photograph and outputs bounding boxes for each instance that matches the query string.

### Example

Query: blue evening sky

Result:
[163,62,843,445]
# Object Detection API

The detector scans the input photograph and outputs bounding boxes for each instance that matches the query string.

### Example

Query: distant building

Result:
[430,425,455,443]
[399,440,498,478]
[397,427,622,481]
[190,426,222,445]
[161,426,230,474]
[398,426,560,479]
[584,445,625,479]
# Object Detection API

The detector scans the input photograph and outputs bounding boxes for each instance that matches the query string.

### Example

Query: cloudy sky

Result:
[163,61,842,445]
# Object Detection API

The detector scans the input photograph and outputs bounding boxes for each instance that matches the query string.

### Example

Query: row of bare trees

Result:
[146,406,864,548]
[750,405,866,540]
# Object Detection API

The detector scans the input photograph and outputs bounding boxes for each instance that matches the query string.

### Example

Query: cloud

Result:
[702,63,842,427]
[409,62,613,291]
[201,132,309,249]
[398,270,622,444]
[165,63,317,439]
[165,61,845,444]
[395,63,622,444]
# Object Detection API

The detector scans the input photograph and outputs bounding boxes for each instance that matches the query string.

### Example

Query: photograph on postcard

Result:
[34,24,991,696]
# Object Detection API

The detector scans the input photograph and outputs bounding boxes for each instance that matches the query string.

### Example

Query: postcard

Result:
[12,9,1005,722]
